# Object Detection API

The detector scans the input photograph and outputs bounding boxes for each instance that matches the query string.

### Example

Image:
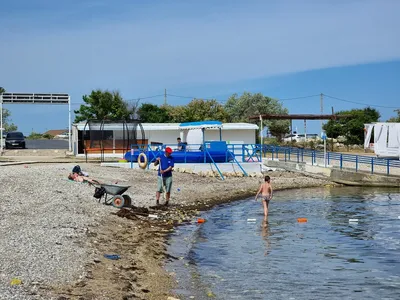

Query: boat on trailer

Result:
[124,121,236,163]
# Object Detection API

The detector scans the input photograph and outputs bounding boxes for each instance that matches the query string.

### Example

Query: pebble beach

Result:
[0,163,334,299]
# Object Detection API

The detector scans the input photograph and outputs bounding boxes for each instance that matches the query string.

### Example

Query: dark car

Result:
[5,132,26,149]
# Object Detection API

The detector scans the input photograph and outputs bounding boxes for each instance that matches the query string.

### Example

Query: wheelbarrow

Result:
[93,183,131,208]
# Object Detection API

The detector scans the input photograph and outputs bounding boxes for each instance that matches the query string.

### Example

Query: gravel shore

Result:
[0,163,334,299]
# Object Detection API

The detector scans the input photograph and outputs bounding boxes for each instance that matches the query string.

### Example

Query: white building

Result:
[71,121,259,156]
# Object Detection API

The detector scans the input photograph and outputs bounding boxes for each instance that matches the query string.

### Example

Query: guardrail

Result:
[262,145,400,176]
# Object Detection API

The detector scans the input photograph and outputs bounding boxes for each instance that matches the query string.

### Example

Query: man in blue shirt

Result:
[177,137,186,151]
[154,147,174,206]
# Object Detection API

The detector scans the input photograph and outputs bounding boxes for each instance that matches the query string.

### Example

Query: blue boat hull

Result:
[124,150,234,163]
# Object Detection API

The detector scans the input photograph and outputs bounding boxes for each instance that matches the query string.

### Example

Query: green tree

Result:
[184,99,229,122]
[163,99,229,123]
[26,132,43,140]
[224,92,290,140]
[323,107,380,145]
[164,104,187,123]
[1,87,18,132]
[137,103,169,122]
[387,109,400,122]
[74,89,129,122]
[1,109,18,132]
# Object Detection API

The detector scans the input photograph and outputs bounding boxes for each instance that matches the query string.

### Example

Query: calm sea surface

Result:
[166,186,400,300]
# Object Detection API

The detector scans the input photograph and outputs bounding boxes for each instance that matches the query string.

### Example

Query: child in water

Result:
[255,175,273,217]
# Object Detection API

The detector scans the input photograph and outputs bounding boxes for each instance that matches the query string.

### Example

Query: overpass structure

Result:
[0,93,70,152]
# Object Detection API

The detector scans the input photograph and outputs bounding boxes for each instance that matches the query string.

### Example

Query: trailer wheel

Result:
[112,195,125,208]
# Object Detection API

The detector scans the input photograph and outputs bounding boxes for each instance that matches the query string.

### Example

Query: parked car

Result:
[5,132,26,149]
[283,133,320,143]
[283,134,300,142]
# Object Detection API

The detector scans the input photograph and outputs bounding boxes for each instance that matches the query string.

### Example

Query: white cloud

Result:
[0,0,399,94]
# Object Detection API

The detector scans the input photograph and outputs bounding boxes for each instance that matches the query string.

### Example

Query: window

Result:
[7,132,24,139]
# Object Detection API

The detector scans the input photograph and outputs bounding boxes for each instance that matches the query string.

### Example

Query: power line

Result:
[70,91,399,110]
[324,94,399,109]
[125,94,165,102]
[168,93,322,102]
[70,94,164,108]
[278,94,320,101]
[167,93,199,99]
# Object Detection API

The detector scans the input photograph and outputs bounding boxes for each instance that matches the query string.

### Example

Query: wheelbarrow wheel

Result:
[111,195,125,208]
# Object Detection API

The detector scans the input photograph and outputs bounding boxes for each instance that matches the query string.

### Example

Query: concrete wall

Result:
[264,159,400,187]
[144,129,255,145]
[223,130,256,144]
[144,130,179,145]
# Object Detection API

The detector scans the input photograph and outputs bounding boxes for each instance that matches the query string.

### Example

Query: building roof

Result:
[43,129,68,136]
[74,122,258,131]
[179,121,223,130]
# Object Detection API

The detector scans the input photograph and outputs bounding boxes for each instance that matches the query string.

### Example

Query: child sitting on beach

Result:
[255,175,273,217]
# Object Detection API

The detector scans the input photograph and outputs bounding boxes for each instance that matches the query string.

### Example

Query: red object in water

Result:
[297,218,308,223]
[197,218,206,224]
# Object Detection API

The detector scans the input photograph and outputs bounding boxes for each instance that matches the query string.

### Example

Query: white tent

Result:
[364,122,400,159]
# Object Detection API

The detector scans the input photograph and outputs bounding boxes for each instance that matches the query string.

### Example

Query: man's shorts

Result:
[157,176,173,193]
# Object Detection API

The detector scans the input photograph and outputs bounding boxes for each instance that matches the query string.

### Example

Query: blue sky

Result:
[0,0,399,135]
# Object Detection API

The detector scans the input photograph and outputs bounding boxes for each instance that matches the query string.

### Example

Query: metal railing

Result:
[262,145,400,176]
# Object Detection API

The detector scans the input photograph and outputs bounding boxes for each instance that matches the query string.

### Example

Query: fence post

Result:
[387,159,390,175]
[327,152,330,166]
[311,152,314,166]
[371,157,374,174]
[313,150,316,164]
[288,148,291,161]
[301,148,304,162]
[271,147,274,160]
[340,154,343,169]
[130,147,133,169]
[297,148,299,163]
[355,155,358,172]
[277,146,279,160]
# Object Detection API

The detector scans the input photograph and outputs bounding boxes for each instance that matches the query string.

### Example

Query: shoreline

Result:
[45,167,336,299]
[0,163,335,299]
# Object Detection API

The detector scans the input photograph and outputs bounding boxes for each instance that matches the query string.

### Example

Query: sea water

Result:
[166,186,400,300]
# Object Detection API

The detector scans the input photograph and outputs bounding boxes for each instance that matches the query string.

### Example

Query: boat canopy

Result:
[179,121,223,130]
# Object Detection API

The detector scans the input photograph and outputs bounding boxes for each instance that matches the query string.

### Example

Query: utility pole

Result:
[164,88,167,105]
[320,93,324,133]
